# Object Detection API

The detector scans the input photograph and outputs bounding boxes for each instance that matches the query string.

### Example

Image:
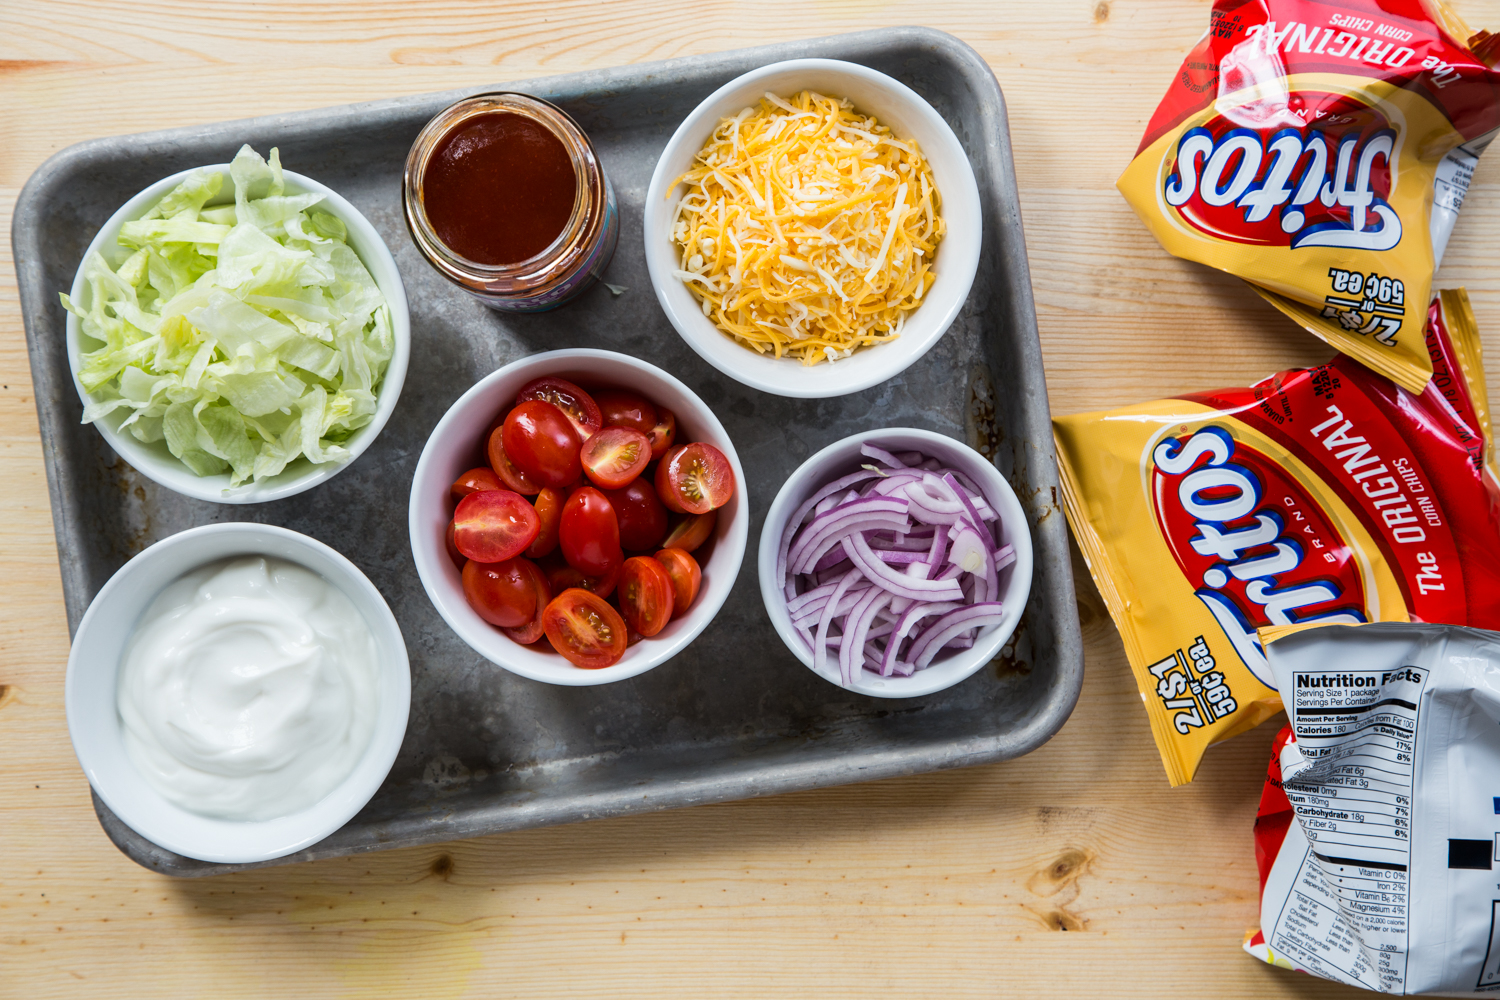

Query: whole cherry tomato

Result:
[581,426,651,490]
[646,407,676,460]
[452,490,540,563]
[451,467,502,500]
[602,479,668,551]
[500,559,552,645]
[657,442,734,514]
[525,487,565,559]
[653,547,702,618]
[654,444,688,513]
[617,556,675,637]
[542,589,628,669]
[662,510,716,553]
[462,557,541,628]
[559,486,622,576]
[487,423,543,495]
[594,389,657,434]
[503,400,583,488]
[445,521,466,569]
[515,377,601,442]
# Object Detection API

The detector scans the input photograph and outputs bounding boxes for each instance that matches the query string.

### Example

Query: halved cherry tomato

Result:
[662,509,716,553]
[525,487,565,559]
[602,479,668,551]
[654,444,688,513]
[594,389,657,434]
[647,407,676,460]
[559,486,622,576]
[462,557,541,628]
[504,400,583,488]
[516,377,601,442]
[544,558,619,600]
[657,442,734,514]
[500,559,552,644]
[451,467,502,500]
[581,426,651,489]
[654,548,702,618]
[452,490,540,562]
[542,588,628,669]
[487,424,542,496]
[617,556,675,637]
[445,521,466,569]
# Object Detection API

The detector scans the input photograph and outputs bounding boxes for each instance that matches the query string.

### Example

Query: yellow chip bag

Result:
[1054,290,1500,785]
[1118,0,1500,394]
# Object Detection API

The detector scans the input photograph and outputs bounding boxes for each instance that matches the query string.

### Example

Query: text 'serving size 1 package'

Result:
[1118,0,1500,394]
[1246,621,1500,995]
[1053,290,1500,786]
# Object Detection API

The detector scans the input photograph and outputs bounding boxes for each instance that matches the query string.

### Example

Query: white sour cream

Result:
[117,555,378,821]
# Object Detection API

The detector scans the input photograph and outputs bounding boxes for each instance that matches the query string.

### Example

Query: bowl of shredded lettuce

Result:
[61,144,410,503]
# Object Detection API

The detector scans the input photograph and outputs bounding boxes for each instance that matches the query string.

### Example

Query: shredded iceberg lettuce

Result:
[61,145,394,486]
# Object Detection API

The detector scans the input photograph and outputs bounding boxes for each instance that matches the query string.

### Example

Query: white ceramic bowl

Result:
[644,59,982,398]
[65,163,411,503]
[758,427,1033,698]
[409,349,749,686]
[65,522,411,864]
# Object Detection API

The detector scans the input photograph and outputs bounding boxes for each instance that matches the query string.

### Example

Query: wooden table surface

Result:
[4,1,1497,996]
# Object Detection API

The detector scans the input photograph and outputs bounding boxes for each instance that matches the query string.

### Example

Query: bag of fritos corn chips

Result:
[1118,0,1500,394]
[1053,290,1500,785]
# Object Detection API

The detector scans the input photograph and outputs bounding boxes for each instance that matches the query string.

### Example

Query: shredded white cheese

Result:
[669,90,944,366]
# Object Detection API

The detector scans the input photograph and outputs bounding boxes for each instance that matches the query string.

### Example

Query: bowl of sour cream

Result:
[65,522,410,864]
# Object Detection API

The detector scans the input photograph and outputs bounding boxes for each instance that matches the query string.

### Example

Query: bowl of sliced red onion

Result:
[759,428,1032,698]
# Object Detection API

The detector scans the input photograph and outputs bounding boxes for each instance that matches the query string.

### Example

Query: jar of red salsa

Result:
[403,93,618,312]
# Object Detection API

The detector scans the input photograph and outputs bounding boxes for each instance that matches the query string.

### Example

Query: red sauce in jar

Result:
[421,112,577,266]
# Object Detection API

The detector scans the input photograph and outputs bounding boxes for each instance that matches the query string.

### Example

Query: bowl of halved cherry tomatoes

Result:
[409,349,748,684]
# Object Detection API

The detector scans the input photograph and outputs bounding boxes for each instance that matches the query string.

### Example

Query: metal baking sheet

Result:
[12,26,1084,876]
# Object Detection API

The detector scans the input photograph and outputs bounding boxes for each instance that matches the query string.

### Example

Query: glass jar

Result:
[403,93,618,312]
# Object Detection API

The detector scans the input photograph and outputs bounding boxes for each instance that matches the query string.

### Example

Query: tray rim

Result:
[11,25,1085,876]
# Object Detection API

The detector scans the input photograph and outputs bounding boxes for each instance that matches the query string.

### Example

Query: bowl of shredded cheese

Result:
[645,59,981,398]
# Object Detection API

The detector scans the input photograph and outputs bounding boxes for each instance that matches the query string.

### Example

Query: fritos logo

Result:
[1162,94,1401,251]
[1149,426,1368,685]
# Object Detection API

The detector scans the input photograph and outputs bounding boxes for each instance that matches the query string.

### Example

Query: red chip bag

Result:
[1053,290,1500,785]
[1119,0,1500,393]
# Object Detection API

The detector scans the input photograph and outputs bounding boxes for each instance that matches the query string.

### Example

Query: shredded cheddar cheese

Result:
[670,91,945,366]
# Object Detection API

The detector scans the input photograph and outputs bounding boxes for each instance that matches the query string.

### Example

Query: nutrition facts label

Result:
[1262,664,1428,994]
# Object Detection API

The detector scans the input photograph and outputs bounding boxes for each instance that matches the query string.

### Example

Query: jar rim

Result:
[403,93,604,284]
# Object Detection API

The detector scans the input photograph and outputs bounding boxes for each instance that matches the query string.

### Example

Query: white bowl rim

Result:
[64,521,412,863]
[65,161,411,504]
[408,348,749,686]
[644,57,982,399]
[757,426,1034,698]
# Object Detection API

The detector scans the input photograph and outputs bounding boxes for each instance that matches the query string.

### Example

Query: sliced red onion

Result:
[777,468,882,592]
[995,543,1016,573]
[880,601,962,676]
[875,549,928,565]
[791,584,874,627]
[814,562,854,586]
[867,533,932,552]
[860,443,908,469]
[787,496,910,574]
[780,446,1015,685]
[907,603,1007,669]
[841,588,893,686]
[845,532,964,601]
[814,568,863,678]
[811,541,849,573]
[868,469,927,495]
